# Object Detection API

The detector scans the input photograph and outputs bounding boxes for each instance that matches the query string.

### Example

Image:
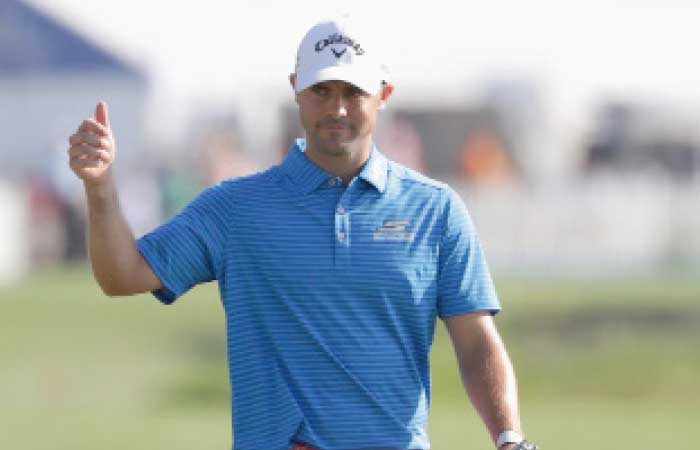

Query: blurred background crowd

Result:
[1,0,699,284]
[1,2,698,449]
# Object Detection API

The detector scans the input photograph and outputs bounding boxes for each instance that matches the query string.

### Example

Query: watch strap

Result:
[497,430,523,448]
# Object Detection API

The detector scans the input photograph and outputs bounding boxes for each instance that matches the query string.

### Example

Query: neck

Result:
[304,138,373,187]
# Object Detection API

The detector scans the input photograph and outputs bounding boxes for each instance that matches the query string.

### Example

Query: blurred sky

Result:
[26,0,700,135]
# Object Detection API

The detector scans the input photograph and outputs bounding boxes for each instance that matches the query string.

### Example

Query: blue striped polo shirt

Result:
[137,138,500,450]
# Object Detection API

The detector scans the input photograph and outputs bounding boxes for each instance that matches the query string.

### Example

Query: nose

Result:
[328,93,348,118]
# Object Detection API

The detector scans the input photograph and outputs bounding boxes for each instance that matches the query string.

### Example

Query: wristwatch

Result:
[513,441,538,450]
[497,431,538,449]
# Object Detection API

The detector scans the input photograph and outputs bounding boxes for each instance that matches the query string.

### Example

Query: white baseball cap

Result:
[293,16,387,95]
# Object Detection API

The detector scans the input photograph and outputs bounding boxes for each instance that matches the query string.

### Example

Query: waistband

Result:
[292,444,315,450]
[292,444,404,450]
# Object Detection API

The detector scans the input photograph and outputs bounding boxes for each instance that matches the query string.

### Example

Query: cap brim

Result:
[295,64,382,95]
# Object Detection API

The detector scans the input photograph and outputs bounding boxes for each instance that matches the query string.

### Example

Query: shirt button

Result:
[336,206,345,215]
[328,178,337,187]
[337,231,346,241]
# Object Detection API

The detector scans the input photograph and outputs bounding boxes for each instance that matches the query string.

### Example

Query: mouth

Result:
[325,124,349,131]
[319,120,351,132]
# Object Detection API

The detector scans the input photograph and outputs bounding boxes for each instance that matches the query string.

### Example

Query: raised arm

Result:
[68,101,162,296]
[443,311,523,450]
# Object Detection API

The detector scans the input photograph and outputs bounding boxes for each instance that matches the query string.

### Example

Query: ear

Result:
[377,82,395,111]
[290,74,300,103]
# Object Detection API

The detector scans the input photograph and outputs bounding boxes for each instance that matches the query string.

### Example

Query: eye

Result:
[311,84,329,96]
[346,86,367,98]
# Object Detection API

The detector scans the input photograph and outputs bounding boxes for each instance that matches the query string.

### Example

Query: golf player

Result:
[68,15,538,450]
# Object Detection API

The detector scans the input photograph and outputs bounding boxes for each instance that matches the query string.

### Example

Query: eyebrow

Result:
[311,81,369,96]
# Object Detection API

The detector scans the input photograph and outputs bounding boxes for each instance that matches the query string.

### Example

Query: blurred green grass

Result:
[1,266,697,449]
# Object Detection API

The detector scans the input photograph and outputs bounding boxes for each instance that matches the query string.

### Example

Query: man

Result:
[68,15,537,450]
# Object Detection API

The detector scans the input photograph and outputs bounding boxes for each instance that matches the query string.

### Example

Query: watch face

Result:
[519,441,538,450]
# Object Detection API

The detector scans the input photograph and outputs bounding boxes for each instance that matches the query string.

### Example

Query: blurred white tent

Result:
[0,0,156,277]
[0,0,149,177]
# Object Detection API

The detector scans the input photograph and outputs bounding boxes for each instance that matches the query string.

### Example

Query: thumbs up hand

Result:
[68,101,116,185]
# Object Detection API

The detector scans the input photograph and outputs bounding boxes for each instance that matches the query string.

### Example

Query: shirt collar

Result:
[358,144,388,193]
[280,138,389,194]
[279,139,333,195]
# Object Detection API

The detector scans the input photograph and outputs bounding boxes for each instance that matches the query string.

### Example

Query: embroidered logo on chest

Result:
[373,220,415,242]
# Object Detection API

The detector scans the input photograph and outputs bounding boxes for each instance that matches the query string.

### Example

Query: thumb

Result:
[95,101,110,129]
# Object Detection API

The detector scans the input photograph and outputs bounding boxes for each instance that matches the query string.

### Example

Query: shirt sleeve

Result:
[437,186,501,319]
[136,183,229,304]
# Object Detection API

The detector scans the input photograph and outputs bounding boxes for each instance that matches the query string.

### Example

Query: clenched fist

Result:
[68,101,115,185]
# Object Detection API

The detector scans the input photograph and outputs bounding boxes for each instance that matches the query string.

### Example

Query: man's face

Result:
[293,78,393,157]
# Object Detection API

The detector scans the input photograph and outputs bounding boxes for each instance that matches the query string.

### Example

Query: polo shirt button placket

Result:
[333,200,351,269]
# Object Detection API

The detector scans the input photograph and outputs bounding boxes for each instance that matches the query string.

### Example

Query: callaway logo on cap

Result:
[294,15,387,95]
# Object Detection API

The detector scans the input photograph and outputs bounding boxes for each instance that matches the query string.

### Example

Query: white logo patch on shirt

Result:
[373,220,415,242]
